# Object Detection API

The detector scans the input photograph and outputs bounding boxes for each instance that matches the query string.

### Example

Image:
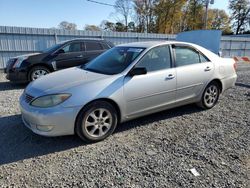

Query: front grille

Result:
[25,93,35,104]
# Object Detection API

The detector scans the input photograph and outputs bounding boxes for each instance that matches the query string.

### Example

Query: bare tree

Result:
[229,0,250,34]
[115,0,132,31]
[58,21,77,30]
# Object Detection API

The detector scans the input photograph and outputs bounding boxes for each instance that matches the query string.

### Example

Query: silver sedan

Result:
[19,41,237,142]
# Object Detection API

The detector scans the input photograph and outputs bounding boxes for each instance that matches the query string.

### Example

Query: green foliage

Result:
[207,9,233,34]
[84,25,101,31]
[115,22,127,32]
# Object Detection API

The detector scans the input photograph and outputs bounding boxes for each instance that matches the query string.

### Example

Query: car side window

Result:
[174,46,200,67]
[135,45,171,72]
[62,42,81,53]
[85,42,103,51]
[200,53,210,63]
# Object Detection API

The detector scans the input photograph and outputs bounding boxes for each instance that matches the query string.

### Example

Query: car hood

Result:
[12,52,50,64]
[25,67,110,96]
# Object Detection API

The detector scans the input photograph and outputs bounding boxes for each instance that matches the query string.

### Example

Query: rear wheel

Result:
[28,66,50,81]
[75,101,118,143]
[198,81,220,109]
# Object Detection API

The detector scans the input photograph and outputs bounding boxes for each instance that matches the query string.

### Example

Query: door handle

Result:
[204,66,211,71]
[166,74,175,80]
[76,55,83,58]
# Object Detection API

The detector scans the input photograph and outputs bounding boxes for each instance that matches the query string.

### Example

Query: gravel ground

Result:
[0,64,249,188]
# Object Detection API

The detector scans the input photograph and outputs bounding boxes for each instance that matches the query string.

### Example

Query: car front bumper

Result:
[19,94,82,137]
[6,67,28,83]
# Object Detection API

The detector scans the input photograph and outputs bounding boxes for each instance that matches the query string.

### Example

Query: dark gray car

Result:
[5,38,114,82]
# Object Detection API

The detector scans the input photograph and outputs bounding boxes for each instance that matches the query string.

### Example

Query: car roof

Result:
[60,38,107,44]
[116,41,195,48]
[116,40,220,61]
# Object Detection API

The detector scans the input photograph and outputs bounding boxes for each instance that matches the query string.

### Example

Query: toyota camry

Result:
[19,41,237,142]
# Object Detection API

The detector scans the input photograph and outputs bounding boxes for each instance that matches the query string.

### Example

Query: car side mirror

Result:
[129,67,147,76]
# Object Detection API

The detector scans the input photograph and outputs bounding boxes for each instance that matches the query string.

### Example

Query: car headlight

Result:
[30,94,71,108]
[13,56,28,68]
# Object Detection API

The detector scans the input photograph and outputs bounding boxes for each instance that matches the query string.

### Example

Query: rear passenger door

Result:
[172,44,214,102]
[54,42,85,70]
[83,41,106,64]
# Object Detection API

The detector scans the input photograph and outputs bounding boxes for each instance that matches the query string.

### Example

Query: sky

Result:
[0,0,230,29]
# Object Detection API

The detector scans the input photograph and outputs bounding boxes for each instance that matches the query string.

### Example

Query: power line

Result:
[86,0,134,11]
[86,0,116,7]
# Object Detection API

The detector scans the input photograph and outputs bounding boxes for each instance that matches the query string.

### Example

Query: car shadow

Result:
[0,104,202,165]
[235,82,250,89]
[116,104,201,133]
[0,81,27,91]
[0,114,83,165]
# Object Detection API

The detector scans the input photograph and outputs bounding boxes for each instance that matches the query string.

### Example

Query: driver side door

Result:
[123,45,177,118]
[53,42,85,70]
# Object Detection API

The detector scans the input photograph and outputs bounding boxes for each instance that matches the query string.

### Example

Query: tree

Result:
[115,22,126,32]
[185,0,204,31]
[128,21,136,32]
[100,20,127,32]
[229,0,250,34]
[133,0,156,33]
[207,9,233,34]
[84,24,101,31]
[155,0,187,34]
[115,0,132,31]
[100,20,116,31]
[58,21,77,30]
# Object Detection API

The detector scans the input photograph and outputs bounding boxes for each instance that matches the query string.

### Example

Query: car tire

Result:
[28,66,50,81]
[75,101,118,143]
[198,81,220,109]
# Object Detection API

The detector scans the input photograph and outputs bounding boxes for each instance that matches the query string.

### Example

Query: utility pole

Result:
[204,0,214,29]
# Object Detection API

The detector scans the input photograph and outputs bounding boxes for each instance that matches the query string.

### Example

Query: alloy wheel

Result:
[31,69,48,80]
[84,108,113,138]
[204,85,218,108]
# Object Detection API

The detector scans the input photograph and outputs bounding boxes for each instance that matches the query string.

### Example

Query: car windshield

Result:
[84,47,145,75]
[43,43,62,53]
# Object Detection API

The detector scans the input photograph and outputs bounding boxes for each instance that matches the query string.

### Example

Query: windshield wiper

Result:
[84,67,106,74]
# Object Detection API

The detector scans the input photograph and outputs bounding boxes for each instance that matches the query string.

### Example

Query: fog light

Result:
[36,125,54,132]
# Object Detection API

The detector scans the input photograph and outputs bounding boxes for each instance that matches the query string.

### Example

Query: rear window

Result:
[85,42,103,51]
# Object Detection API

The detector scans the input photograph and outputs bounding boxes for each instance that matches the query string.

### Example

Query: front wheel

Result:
[75,101,118,143]
[28,66,50,81]
[198,82,220,109]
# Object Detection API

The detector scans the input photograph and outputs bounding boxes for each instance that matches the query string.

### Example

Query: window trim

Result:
[133,44,174,73]
[171,44,211,68]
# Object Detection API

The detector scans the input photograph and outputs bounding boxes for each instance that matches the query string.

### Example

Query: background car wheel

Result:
[29,66,50,81]
[75,101,118,143]
[198,81,220,109]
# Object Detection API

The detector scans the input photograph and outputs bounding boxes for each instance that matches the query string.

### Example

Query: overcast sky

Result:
[0,0,230,29]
